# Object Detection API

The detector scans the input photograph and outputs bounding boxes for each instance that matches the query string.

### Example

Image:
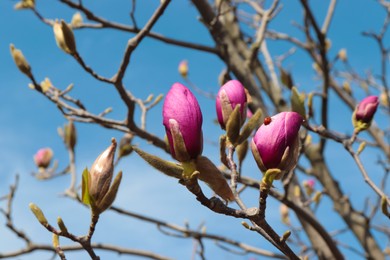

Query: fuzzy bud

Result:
[64,120,77,150]
[216,80,247,130]
[118,133,134,158]
[88,139,116,205]
[14,0,35,9]
[163,83,203,162]
[380,91,389,107]
[352,95,379,132]
[71,12,83,28]
[303,179,315,196]
[29,203,48,226]
[40,78,53,93]
[34,148,53,169]
[10,44,32,77]
[338,48,347,62]
[251,112,303,178]
[178,60,189,78]
[343,81,352,96]
[53,20,77,55]
[280,204,290,225]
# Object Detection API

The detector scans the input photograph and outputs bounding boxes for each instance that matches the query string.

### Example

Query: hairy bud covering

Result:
[88,140,116,204]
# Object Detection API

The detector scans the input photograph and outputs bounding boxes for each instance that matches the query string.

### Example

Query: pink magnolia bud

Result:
[34,148,53,169]
[216,80,247,130]
[89,139,116,204]
[251,112,303,175]
[303,179,315,196]
[163,83,203,162]
[305,179,315,189]
[354,95,379,123]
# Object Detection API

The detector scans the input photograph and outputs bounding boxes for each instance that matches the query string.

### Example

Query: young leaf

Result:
[81,167,91,206]
[291,87,306,118]
[226,105,241,146]
[237,109,262,144]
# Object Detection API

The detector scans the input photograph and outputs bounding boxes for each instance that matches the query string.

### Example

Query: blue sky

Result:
[1,0,389,259]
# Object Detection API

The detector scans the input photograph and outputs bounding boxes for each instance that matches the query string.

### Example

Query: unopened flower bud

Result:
[343,81,352,96]
[14,0,34,10]
[10,44,32,77]
[280,68,293,89]
[53,20,77,55]
[118,133,134,158]
[294,185,301,198]
[71,12,83,28]
[89,139,116,204]
[40,78,53,93]
[64,120,77,150]
[338,48,347,62]
[325,38,332,51]
[303,179,315,196]
[313,191,322,205]
[29,203,48,226]
[216,80,247,130]
[280,204,290,225]
[381,91,389,107]
[34,148,53,169]
[178,60,189,78]
[352,95,379,132]
[251,112,303,178]
[163,83,203,162]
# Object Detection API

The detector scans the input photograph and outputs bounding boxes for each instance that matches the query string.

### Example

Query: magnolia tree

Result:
[2,0,390,259]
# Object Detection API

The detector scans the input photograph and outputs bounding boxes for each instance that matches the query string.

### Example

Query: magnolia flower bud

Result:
[280,204,290,225]
[10,44,32,77]
[89,139,116,204]
[118,133,134,158]
[40,78,53,93]
[338,48,347,62]
[14,0,35,10]
[64,120,77,150]
[303,179,315,196]
[381,91,389,107]
[71,12,83,28]
[352,95,379,132]
[216,80,247,130]
[251,112,303,178]
[354,96,379,123]
[53,20,77,55]
[178,60,189,78]
[163,83,203,162]
[34,148,53,169]
[325,38,332,51]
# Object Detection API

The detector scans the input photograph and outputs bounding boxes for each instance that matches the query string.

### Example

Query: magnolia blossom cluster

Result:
[162,80,303,177]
